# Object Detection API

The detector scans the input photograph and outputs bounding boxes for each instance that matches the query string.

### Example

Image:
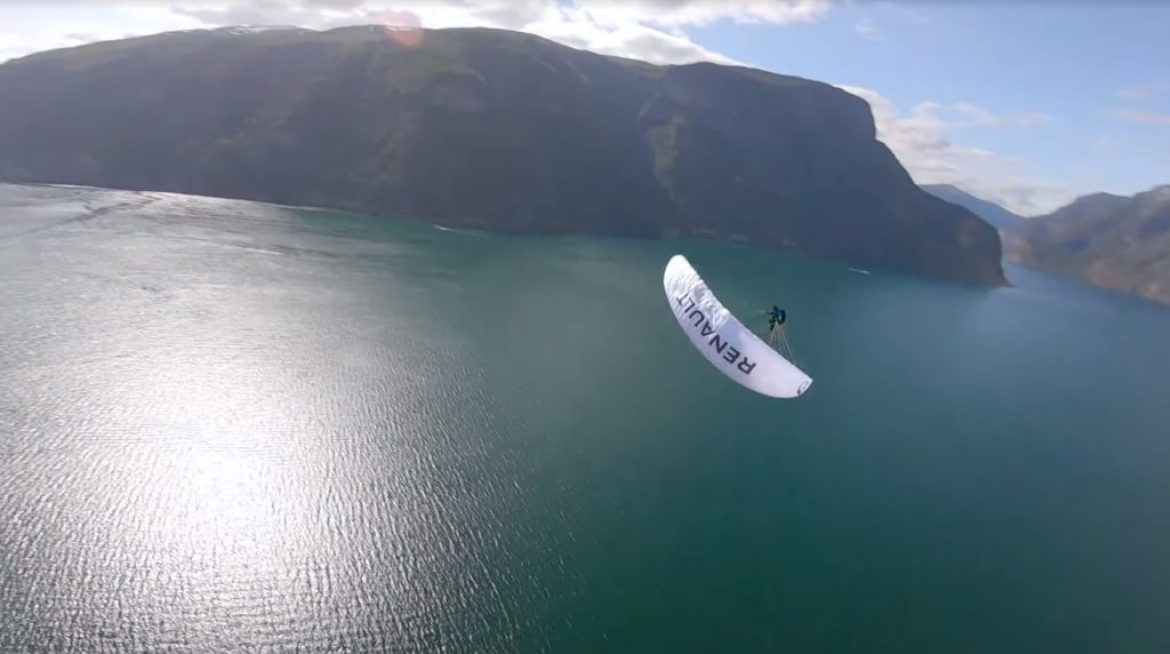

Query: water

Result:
[1,182,1168,653]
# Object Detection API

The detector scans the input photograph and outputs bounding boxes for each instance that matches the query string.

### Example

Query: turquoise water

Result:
[1,183,1168,652]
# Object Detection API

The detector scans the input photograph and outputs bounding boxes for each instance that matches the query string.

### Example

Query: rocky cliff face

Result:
[1008,186,1170,304]
[0,25,1005,285]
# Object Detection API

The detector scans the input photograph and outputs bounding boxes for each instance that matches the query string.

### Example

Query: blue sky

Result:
[0,1,1166,215]
[688,2,1170,213]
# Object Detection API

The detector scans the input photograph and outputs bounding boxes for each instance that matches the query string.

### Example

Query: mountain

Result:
[0,25,1005,285]
[922,184,1024,230]
[1009,185,1170,304]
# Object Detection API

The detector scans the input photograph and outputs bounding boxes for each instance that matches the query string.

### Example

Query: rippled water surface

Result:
[2,183,1169,653]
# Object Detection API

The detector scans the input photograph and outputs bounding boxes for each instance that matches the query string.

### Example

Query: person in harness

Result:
[766,305,786,332]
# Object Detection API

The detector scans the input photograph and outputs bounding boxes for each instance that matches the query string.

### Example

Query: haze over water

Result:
[2,183,1168,653]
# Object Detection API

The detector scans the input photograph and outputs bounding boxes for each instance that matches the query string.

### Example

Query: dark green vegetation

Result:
[922,184,1024,230]
[1005,185,1170,305]
[0,25,1006,284]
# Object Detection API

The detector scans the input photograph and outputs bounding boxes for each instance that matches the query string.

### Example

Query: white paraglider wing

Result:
[663,254,812,399]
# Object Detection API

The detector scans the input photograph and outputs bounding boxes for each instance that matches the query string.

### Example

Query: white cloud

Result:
[838,85,1074,215]
[1094,135,1115,151]
[1117,87,1152,101]
[570,0,830,28]
[875,1,932,25]
[521,7,742,65]
[162,0,823,65]
[1113,108,1170,126]
[854,19,883,41]
[951,102,1052,128]
[173,1,334,29]
[0,4,202,63]
[0,1,824,65]
[1115,82,1169,101]
[0,26,113,63]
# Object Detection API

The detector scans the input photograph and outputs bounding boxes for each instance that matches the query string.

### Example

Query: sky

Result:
[1,1,1167,216]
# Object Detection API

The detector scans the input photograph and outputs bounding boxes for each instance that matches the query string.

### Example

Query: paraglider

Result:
[663,254,811,399]
[763,304,796,362]
[766,305,786,330]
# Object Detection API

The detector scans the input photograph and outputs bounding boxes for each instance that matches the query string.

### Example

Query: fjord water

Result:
[2,183,1168,653]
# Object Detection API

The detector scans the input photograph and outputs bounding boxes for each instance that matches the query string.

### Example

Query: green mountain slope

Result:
[0,25,1005,284]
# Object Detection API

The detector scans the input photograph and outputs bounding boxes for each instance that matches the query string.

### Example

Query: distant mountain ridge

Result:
[921,184,1024,230]
[920,181,1170,306]
[1009,185,1170,305]
[0,25,1007,284]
